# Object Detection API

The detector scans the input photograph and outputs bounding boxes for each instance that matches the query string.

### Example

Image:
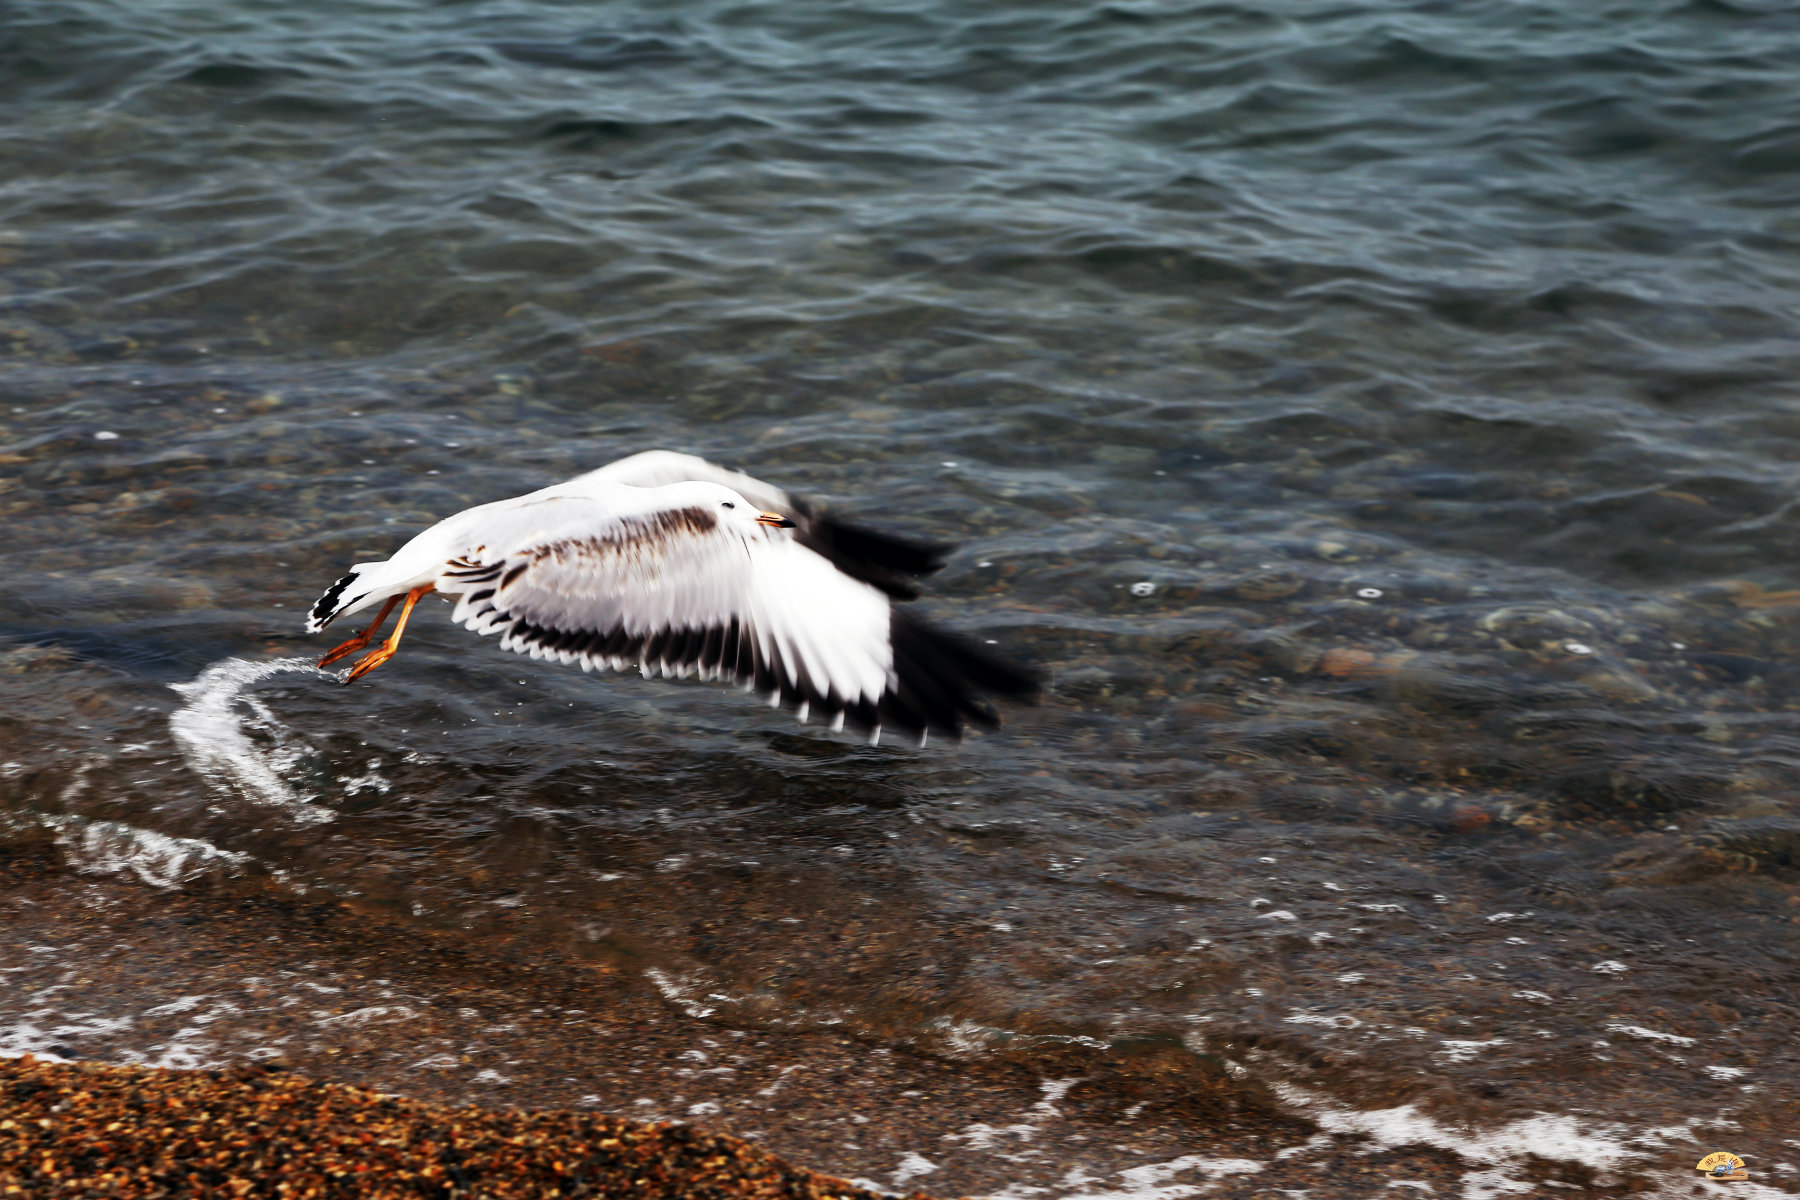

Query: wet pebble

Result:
[0,1056,895,1200]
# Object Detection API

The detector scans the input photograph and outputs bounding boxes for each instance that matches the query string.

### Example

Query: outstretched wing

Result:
[434,495,1036,743]
[577,450,952,600]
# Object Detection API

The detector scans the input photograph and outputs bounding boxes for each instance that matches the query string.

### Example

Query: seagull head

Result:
[683,482,795,533]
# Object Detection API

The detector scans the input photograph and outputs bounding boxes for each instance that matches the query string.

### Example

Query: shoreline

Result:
[0,832,1675,1197]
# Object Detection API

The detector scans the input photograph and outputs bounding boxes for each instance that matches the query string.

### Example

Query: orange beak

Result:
[756,511,796,528]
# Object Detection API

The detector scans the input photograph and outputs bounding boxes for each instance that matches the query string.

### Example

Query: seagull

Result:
[304,450,1039,744]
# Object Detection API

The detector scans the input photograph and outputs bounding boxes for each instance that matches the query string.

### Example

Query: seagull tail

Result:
[306,570,365,633]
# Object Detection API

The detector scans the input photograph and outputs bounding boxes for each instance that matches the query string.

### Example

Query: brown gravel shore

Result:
[0,829,1705,1197]
[0,1054,922,1199]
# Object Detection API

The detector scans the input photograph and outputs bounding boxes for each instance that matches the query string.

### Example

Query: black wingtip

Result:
[795,514,955,600]
[879,612,1041,743]
[817,516,953,577]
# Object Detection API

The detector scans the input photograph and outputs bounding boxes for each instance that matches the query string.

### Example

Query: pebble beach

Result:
[1,1055,896,1200]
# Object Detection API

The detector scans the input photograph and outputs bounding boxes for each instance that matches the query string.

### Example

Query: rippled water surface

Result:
[5,0,1800,1190]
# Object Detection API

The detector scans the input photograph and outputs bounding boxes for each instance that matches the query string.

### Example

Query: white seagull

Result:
[304,450,1039,744]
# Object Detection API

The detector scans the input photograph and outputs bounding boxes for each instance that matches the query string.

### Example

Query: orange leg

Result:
[317,594,401,668]
[343,585,434,682]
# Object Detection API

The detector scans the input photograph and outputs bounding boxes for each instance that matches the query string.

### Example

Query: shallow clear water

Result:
[4,0,1800,1185]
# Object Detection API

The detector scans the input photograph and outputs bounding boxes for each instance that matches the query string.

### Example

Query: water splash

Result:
[169,656,333,824]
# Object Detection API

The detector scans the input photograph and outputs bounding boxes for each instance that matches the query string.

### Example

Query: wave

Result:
[38,813,250,890]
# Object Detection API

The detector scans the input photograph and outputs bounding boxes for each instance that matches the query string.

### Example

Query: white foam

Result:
[1034,1076,1082,1115]
[644,968,718,1018]
[879,1066,1796,1200]
[1636,1174,1796,1200]
[127,1035,222,1071]
[944,1076,1085,1161]
[41,815,249,890]
[1436,1038,1507,1064]
[142,996,210,1017]
[124,995,246,1071]
[1286,1011,1362,1029]
[891,1152,939,1187]
[944,1119,1039,1154]
[338,763,391,796]
[169,656,333,823]
[3,984,251,1073]
[928,1016,1108,1057]
[0,1012,135,1060]
[1276,1084,1636,1170]
[1263,1084,1788,1199]
[1041,1155,1262,1200]
[317,1005,418,1028]
[1605,1023,1696,1047]
[1458,1167,1532,1200]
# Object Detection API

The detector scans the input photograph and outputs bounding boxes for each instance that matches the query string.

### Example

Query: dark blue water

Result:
[4,0,1799,1192]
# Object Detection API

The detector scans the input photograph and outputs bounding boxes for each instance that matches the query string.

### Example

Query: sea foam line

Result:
[42,814,249,890]
[1269,1084,1787,1200]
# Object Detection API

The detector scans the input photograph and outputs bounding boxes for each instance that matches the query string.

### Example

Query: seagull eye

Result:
[721,501,735,509]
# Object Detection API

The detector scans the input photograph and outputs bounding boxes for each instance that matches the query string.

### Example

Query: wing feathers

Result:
[432,505,1036,742]
[462,609,1038,741]
[312,465,1035,743]
[885,613,1040,735]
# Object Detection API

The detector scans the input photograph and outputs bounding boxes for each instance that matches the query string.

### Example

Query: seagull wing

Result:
[577,450,952,600]
[435,494,1035,742]
[575,450,793,512]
